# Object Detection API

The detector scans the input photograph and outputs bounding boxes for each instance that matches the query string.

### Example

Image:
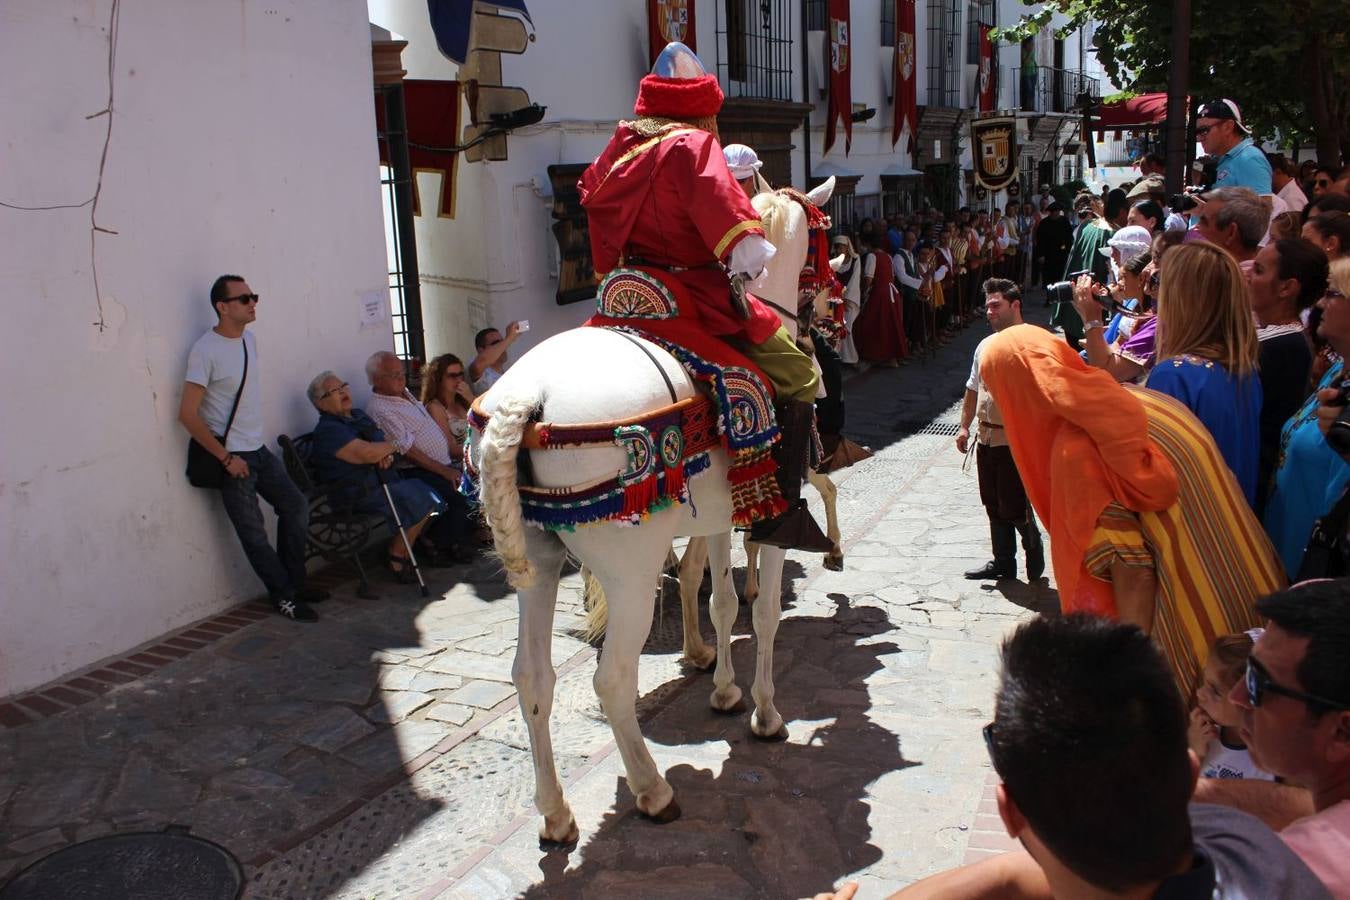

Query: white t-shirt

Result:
[1277,178,1309,214]
[184,330,264,452]
[1200,738,1276,782]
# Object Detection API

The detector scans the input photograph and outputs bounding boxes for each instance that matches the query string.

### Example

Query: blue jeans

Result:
[219,446,308,601]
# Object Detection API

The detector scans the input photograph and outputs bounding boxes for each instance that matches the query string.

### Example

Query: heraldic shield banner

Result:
[969,116,1018,191]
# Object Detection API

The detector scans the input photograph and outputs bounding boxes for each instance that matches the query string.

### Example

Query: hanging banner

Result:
[891,0,917,151]
[647,0,696,67]
[969,115,1018,191]
[978,23,995,113]
[375,80,461,218]
[823,0,852,155]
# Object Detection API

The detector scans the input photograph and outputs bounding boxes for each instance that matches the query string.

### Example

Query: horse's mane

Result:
[751,189,799,251]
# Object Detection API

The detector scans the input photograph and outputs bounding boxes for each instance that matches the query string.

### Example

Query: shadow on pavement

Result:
[520,595,914,899]
[0,553,514,898]
[990,579,1061,617]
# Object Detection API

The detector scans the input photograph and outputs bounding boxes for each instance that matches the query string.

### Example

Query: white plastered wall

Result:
[0,0,390,694]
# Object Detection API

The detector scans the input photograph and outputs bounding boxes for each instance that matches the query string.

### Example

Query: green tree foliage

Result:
[995,0,1349,164]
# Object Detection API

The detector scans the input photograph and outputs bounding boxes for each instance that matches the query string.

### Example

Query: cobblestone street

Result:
[1,312,1061,899]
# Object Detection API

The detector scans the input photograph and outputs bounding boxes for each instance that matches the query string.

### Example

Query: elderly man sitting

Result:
[364,350,474,559]
[307,371,442,581]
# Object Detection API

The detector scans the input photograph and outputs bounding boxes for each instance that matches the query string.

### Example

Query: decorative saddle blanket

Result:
[462,266,786,532]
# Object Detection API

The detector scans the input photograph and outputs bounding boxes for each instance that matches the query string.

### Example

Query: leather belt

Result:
[979,421,1004,429]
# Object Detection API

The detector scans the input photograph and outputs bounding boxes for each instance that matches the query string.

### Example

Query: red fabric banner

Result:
[374,79,460,218]
[647,0,697,67]
[978,23,995,113]
[823,0,852,156]
[891,0,917,150]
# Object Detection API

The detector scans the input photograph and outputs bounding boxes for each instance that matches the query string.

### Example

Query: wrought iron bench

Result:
[278,432,387,599]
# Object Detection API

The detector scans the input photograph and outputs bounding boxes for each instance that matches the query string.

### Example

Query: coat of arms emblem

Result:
[657,0,689,43]
[896,32,914,81]
[829,18,849,72]
[969,116,1018,191]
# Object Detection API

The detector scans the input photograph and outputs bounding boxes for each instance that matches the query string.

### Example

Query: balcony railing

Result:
[1001,66,1100,115]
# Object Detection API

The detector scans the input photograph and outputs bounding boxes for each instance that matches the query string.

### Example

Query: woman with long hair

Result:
[1303,210,1350,261]
[1145,242,1261,505]
[421,352,473,462]
[1263,258,1350,577]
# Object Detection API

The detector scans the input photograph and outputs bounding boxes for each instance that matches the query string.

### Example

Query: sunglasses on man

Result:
[224,293,260,304]
[1245,657,1348,711]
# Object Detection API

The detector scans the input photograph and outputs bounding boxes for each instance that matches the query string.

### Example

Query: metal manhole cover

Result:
[0,831,242,900]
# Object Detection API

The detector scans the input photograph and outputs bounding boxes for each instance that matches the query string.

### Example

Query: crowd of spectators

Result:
[179,272,517,621]
[819,98,1350,900]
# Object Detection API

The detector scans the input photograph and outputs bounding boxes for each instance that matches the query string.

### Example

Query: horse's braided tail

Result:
[480,390,540,589]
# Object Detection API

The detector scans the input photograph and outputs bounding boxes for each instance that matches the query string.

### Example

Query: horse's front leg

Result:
[742,531,761,603]
[513,529,578,845]
[808,469,844,571]
[677,537,715,670]
[707,530,743,712]
[749,544,789,740]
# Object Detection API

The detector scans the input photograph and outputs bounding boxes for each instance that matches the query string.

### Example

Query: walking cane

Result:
[376,466,430,598]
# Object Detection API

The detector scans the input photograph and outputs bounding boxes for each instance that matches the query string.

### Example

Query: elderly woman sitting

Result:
[307,370,442,580]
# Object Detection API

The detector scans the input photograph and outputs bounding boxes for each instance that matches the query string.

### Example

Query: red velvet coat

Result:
[579,124,781,345]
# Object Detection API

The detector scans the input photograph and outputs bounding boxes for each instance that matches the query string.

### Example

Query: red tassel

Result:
[665,461,685,501]
[622,475,660,520]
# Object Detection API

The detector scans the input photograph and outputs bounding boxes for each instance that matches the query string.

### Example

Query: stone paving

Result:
[0,309,1061,899]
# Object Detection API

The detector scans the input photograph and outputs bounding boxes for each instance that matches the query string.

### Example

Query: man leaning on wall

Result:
[177,274,327,622]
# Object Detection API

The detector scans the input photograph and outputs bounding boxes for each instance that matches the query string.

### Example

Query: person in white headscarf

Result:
[724,143,772,198]
[830,234,863,365]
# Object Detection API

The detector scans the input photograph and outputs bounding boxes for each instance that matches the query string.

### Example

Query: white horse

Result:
[472,179,835,844]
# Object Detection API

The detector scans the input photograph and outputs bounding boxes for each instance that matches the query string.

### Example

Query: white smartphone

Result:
[517,319,530,332]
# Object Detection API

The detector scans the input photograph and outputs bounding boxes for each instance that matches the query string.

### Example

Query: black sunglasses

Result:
[224,293,260,304]
[982,721,998,764]
[1246,658,1347,711]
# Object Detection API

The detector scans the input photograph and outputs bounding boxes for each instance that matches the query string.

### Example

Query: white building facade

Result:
[366,0,1104,367]
[1,0,393,695]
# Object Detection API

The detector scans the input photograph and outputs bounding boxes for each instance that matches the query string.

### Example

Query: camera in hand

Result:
[1170,193,1201,213]
[1326,375,1350,456]
[1045,269,1092,306]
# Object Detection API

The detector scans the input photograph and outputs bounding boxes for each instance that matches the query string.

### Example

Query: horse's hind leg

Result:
[678,537,715,670]
[809,469,844,571]
[707,531,743,712]
[749,544,789,740]
[514,527,577,845]
[581,526,680,821]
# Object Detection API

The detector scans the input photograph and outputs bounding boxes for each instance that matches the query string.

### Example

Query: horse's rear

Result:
[472,325,741,840]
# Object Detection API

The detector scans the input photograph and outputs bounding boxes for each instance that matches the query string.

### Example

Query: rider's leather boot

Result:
[748,400,835,554]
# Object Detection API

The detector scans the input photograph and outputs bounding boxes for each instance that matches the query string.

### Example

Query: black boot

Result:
[964,520,1017,580]
[1017,516,1046,581]
[748,400,834,553]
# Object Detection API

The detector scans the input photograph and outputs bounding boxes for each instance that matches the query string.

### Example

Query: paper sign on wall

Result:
[360,290,386,329]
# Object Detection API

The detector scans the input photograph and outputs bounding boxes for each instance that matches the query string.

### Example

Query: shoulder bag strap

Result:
[220,337,249,443]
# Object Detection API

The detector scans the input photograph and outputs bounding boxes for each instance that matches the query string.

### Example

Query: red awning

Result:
[1090,92,1177,139]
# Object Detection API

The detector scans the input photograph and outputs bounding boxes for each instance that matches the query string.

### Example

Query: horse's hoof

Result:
[752,722,790,742]
[683,646,717,672]
[538,816,579,849]
[641,798,682,824]
[823,550,845,572]
[710,683,745,714]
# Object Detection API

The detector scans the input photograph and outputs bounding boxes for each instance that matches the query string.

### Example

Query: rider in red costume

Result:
[579,42,831,553]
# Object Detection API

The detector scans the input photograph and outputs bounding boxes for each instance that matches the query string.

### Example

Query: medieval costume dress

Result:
[852,248,908,364]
